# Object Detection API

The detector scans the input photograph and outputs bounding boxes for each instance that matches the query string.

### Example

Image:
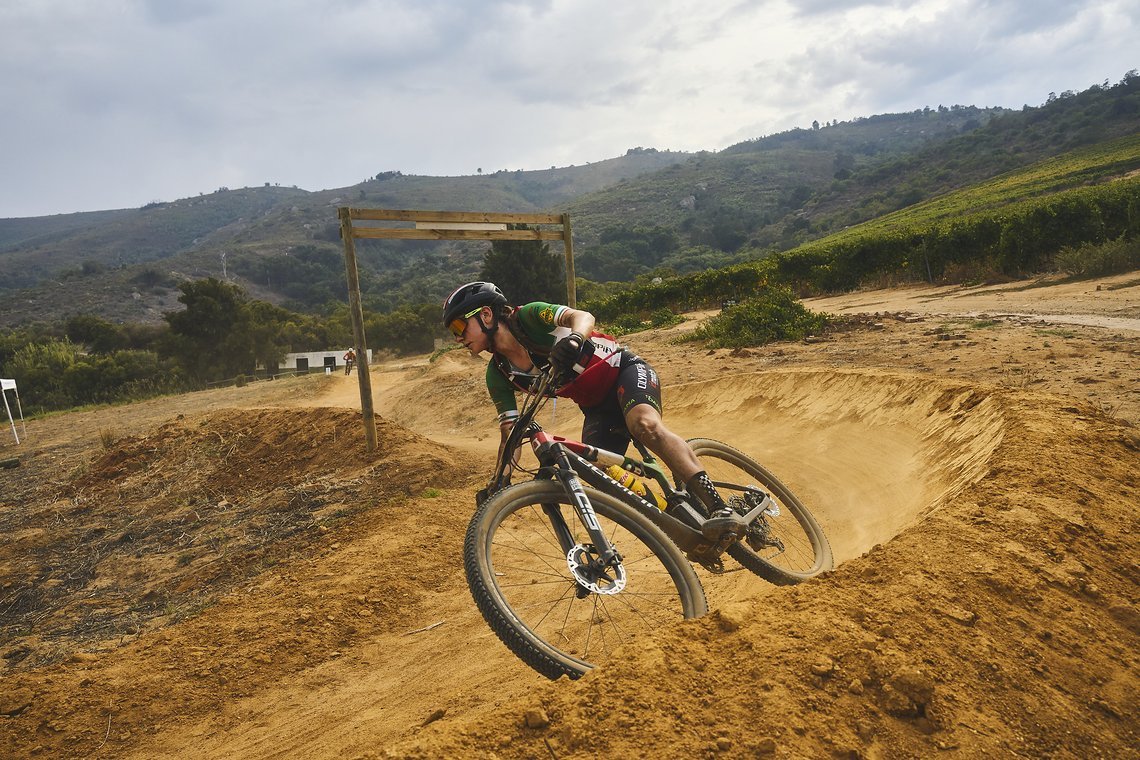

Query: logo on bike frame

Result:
[566,476,601,531]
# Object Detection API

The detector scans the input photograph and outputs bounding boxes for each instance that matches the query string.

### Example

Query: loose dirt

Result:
[1,273,1137,759]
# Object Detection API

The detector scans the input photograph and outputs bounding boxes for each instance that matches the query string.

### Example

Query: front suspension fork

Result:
[547,445,622,568]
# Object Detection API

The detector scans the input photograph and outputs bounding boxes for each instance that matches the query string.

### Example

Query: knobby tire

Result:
[465,479,707,680]
[687,438,833,585]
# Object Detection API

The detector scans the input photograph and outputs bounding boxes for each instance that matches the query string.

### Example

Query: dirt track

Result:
[1,273,1138,758]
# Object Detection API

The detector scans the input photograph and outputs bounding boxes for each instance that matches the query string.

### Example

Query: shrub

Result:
[1054,236,1140,277]
[683,286,829,348]
[605,307,683,336]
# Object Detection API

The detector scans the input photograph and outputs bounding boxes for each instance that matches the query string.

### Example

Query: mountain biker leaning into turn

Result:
[443,281,731,516]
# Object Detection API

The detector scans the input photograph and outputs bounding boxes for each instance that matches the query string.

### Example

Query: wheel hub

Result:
[567,544,626,595]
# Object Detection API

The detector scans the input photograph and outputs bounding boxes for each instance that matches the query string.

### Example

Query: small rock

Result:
[883,667,935,717]
[939,605,977,625]
[714,602,750,632]
[715,736,733,751]
[421,708,446,726]
[756,736,777,754]
[524,708,549,728]
[811,657,835,676]
[0,687,33,716]
[69,652,98,664]
[848,678,865,695]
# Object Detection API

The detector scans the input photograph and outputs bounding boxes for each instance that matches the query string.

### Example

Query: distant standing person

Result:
[343,348,357,375]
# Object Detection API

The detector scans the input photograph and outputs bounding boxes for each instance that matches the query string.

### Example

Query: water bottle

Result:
[605,464,666,511]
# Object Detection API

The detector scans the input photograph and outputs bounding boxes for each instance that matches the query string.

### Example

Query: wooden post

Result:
[338,207,377,452]
[561,213,576,308]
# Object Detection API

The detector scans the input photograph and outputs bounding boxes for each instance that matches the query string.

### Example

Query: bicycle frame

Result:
[489,368,778,566]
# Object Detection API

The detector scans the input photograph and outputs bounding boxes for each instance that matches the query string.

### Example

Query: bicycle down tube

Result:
[531,431,711,557]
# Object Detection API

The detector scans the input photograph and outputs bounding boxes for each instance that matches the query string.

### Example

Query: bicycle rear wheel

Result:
[687,438,833,585]
[465,479,707,680]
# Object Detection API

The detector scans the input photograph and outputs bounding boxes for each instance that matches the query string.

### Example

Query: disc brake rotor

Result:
[566,544,626,595]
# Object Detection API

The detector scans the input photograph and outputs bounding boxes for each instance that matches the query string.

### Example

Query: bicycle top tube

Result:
[532,430,625,467]
[531,431,673,494]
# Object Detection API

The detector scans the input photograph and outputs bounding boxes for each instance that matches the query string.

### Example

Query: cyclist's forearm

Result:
[557,307,595,338]
[494,421,521,483]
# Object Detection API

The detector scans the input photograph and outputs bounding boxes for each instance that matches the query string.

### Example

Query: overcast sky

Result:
[1,0,1135,219]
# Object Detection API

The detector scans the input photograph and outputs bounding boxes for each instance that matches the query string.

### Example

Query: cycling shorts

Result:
[580,353,662,456]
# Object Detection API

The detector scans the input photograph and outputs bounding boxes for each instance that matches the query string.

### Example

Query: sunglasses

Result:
[448,307,483,337]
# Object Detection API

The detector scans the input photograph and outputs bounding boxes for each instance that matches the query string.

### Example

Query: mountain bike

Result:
[464,367,832,679]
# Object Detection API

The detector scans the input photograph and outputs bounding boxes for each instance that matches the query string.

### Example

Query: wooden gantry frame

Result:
[337,208,576,451]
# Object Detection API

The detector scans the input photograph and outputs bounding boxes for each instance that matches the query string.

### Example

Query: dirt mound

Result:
[1,407,469,675]
[663,370,1005,566]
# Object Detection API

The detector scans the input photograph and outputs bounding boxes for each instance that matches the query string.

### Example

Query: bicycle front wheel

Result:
[687,438,833,585]
[465,479,707,680]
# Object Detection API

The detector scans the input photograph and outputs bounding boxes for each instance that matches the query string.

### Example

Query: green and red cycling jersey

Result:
[486,302,624,424]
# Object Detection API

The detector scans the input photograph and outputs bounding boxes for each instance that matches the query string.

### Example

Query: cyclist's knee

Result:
[626,406,666,445]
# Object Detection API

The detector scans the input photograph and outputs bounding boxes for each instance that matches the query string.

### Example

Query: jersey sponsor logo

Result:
[539,306,556,325]
[635,362,650,390]
[632,363,657,390]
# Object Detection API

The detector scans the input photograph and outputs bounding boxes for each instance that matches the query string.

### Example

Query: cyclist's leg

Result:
[580,401,632,455]
[617,360,728,513]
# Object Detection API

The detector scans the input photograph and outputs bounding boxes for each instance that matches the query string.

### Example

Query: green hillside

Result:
[582,137,1140,321]
[0,73,1137,329]
[811,132,1140,244]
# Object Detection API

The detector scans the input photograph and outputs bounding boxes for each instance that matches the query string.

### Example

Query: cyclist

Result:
[443,281,730,515]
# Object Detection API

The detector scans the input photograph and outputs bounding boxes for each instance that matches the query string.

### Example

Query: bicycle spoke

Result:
[486,493,692,669]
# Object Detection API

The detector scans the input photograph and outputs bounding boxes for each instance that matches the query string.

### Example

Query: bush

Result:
[604,307,683,336]
[1054,236,1140,277]
[683,287,829,348]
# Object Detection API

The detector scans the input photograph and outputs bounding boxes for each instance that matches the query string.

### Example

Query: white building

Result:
[258,349,372,376]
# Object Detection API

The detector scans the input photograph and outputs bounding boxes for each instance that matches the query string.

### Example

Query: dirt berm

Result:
[0,274,1137,758]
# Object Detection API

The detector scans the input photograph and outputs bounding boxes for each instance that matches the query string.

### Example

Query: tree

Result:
[66,315,126,354]
[163,278,287,382]
[478,224,566,304]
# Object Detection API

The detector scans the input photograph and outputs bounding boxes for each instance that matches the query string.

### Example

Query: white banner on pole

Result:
[2,378,25,444]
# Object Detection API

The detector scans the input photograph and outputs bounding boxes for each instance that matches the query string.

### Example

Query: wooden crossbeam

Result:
[350,227,566,241]
[337,206,577,453]
[348,208,563,224]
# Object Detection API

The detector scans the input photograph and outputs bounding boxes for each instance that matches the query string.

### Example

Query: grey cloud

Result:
[2,0,1136,217]
[770,0,1135,115]
[784,0,897,17]
[142,0,222,25]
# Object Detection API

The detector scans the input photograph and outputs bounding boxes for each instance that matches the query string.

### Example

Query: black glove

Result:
[549,332,585,373]
[476,475,511,507]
